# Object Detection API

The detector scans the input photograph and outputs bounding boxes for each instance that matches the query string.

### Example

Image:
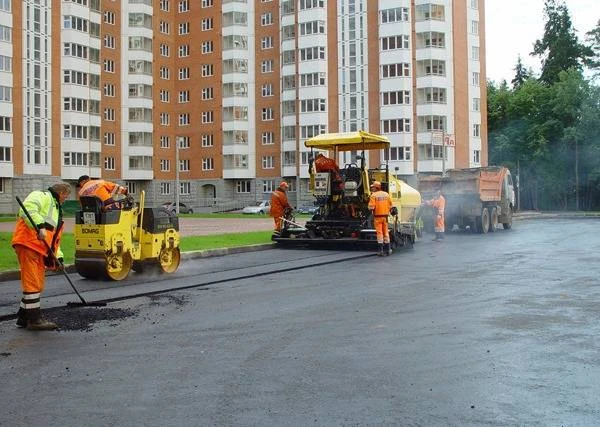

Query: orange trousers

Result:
[374,217,390,244]
[14,245,46,293]
[273,216,283,232]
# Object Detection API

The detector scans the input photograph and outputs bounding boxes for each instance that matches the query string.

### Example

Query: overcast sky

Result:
[485,0,598,83]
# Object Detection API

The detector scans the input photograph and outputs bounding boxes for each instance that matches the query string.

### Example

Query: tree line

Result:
[487,0,600,210]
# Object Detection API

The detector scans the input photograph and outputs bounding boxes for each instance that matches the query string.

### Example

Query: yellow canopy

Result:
[305,130,390,151]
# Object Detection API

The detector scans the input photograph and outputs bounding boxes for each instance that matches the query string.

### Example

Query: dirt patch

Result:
[43,306,139,332]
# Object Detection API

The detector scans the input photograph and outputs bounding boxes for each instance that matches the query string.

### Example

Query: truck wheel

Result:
[489,207,498,232]
[479,208,490,234]
[502,209,513,229]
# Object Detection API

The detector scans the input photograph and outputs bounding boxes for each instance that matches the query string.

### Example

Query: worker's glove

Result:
[123,195,135,209]
[44,256,63,271]
[390,207,398,216]
[36,228,47,241]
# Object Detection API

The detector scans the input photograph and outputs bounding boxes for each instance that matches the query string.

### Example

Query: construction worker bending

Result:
[12,182,72,330]
[424,190,446,240]
[368,181,393,256]
[77,175,128,211]
[315,153,343,190]
[270,181,292,234]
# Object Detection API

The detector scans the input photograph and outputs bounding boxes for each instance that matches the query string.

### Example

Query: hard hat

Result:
[279,181,289,189]
[370,181,381,190]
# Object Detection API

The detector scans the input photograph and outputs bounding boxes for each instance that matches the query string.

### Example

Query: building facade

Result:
[0,0,487,212]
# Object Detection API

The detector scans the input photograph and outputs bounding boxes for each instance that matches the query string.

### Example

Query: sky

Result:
[485,0,598,83]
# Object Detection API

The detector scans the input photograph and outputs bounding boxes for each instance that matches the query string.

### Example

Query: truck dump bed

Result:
[420,166,507,202]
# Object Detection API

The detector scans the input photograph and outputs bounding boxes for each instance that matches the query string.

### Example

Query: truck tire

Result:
[502,209,513,229]
[478,208,490,234]
[489,207,498,232]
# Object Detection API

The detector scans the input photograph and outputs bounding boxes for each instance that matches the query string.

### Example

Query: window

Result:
[160,67,170,80]
[382,91,411,105]
[180,182,191,195]
[262,132,274,145]
[160,182,171,195]
[299,46,326,61]
[201,87,214,100]
[383,146,411,161]
[381,35,410,51]
[472,72,480,86]
[202,158,214,170]
[178,45,189,57]
[300,98,326,113]
[300,72,326,87]
[104,156,115,170]
[177,136,190,149]
[103,83,115,97]
[299,20,325,35]
[63,125,88,139]
[179,159,190,172]
[103,59,115,73]
[178,68,190,80]
[202,41,214,54]
[178,0,189,12]
[236,180,251,193]
[178,113,190,126]
[179,22,189,35]
[472,46,479,61]
[472,98,480,112]
[179,91,190,103]
[104,108,115,121]
[0,146,11,162]
[261,37,273,50]
[262,156,274,169]
[201,18,213,31]
[104,11,115,24]
[261,108,274,121]
[261,84,273,97]
[262,180,275,193]
[471,20,479,35]
[381,118,411,133]
[0,55,12,72]
[201,134,213,147]
[160,90,170,103]
[159,20,170,34]
[0,116,10,131]
[261,13,273,26]
[202,111,214,123]
[471,0,478,9]
[0,85,12,101]
[473,150,480,164]
[160,113,170,126]
[381,7,409,23]
[103,35,115,49]
[473,124,480,137]
[201,0,213,7]
[160,136,170,148]
[261,60,273,73]
[201,64,214,77]
[104,132,115,145]
[160,43,170,57]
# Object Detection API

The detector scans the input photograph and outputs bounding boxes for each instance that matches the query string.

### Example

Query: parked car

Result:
[296,204,319,215]
[162,202,193,214]
[242,200,270,214]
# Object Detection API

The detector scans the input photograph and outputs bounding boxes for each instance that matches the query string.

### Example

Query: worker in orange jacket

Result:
[77,175,128,211]
[12,182,71,330]
[368,181,393,256]
[315,153,343,190]
[424,190,446,240]
[270,181,292,233]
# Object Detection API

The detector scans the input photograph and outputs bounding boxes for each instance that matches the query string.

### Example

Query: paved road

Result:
[1,218,599,426]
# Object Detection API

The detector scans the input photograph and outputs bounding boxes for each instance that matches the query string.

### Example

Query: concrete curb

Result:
[0,243,276,283]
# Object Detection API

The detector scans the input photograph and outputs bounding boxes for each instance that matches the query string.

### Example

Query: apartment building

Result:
[0,0,487,212]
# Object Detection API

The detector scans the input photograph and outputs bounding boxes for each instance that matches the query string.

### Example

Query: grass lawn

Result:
[0,230,273,273]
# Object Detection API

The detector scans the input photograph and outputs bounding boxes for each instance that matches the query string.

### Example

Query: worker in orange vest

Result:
[12,182,72,330]
[424,190,446,241]
[315,153,343,191]
[77,175,128,211]
[270,181,292,233]
[368,181,393,256]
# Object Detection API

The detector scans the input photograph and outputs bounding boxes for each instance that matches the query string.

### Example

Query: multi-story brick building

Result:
[0,0,487,212]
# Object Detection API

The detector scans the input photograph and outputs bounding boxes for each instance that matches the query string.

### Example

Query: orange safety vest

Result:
[368,190,392,217]
[270,189,290,218]
[12,190,65,258]
[79,179,125,204]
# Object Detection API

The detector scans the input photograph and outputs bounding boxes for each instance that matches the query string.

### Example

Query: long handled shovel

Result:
[16,197,106,307]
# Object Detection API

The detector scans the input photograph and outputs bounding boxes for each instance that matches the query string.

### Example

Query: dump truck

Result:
[418,166,515,234]
[272,130,422,249]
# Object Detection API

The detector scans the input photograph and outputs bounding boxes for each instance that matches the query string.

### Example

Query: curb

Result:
[0,243,276,283]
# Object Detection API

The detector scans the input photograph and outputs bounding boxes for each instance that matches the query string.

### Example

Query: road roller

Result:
[73,191,181,281]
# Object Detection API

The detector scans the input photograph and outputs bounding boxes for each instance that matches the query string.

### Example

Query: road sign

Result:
[444,134,455,147]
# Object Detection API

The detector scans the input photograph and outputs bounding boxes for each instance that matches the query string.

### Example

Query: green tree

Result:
[532,0,593,85]
[584,20,600,77]
[511,55,532,89]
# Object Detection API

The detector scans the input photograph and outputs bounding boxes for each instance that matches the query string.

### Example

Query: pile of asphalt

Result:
[42,306,139,332]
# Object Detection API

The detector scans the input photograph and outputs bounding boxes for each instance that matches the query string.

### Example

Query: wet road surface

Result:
[1,218,599,426]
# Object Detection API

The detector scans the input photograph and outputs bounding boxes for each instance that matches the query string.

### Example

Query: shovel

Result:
[16,197,107,308]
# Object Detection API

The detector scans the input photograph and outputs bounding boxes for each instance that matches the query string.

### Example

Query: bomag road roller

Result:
[272,130,422,250]
[74,191,181,281]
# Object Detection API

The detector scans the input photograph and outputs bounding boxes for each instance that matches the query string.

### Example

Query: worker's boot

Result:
[383,243,391,256]
[16,307,27,328]
[377,244,384,256]
[26,308,57,331]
